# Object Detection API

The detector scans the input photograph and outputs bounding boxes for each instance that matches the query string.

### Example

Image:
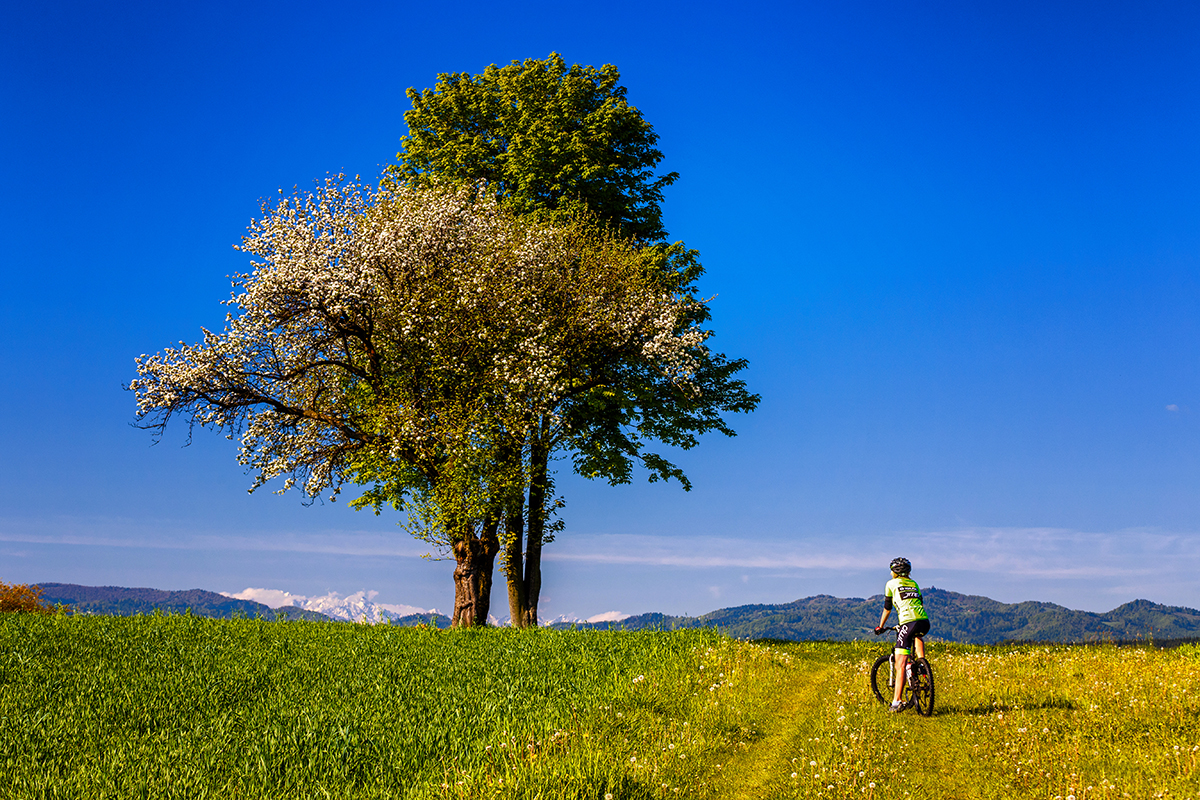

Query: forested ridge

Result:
[32,583,1200,643]
[577,588,1200,644]
[35,584,331,621]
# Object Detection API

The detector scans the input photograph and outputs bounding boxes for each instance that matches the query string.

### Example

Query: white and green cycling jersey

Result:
[884,577,929,624]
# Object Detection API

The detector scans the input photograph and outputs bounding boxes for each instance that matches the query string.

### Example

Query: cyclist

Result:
[874,557,930,712]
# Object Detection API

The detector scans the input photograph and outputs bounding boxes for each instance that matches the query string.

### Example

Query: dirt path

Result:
[713,661,838,800]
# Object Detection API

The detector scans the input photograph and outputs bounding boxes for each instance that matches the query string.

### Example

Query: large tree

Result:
[395,55,759,626]
[131,177,711,626]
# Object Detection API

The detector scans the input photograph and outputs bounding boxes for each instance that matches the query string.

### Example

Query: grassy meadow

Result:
[1,613,1197,799]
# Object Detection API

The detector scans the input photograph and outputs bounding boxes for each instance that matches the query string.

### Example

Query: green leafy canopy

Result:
[394,53,678,243]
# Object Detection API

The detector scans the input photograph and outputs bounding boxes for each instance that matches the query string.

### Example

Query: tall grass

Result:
[5,614,1197,799]
[758,641,1200,800]
[0,613,786,799]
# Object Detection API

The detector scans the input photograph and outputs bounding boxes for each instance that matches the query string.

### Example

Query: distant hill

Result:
[37,584,333,621]
[29,583,1200,643]
[32,583,453,625]
[572,588,1200,644]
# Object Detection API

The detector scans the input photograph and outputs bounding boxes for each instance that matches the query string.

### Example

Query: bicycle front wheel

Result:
[869,654,893,705]
[911,658,935,717]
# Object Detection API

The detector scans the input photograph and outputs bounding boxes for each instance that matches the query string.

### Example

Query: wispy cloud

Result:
[545,527,1200,581]
[0,515,430,558]
[544,534,871,569]
[7,516,1197,583]
[225,587,306,607]
[6,515,1198,610]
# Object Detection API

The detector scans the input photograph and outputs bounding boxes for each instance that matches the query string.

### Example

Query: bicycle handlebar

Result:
[874,626,898,636]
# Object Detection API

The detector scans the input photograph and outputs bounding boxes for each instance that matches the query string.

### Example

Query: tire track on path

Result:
[712,659,837,800]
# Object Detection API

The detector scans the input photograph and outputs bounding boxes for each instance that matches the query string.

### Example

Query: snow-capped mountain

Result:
[223,587,626,626]
[223,588,436,623]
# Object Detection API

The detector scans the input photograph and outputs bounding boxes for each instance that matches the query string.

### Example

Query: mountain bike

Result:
[870,626,935,716]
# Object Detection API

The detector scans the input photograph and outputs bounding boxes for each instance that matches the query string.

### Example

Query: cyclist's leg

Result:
[913,619,930,661]
[892,622,915,705]
[892,652,908,704]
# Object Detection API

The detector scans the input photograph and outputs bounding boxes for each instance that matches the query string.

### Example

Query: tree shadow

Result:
[937,697,1076,716]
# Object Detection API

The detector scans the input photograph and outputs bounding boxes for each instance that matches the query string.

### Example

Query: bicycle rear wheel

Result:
[869,654,893,705]
[911,658,935,717]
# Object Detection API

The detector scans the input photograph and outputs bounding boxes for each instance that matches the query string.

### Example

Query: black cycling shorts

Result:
[894,619,930,655]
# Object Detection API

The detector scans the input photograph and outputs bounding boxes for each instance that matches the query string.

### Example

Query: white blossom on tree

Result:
[131,175,727,626]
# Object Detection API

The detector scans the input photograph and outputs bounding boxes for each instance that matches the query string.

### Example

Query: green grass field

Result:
[2,613,1197,799]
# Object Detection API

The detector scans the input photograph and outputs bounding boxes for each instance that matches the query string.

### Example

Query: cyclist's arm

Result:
[878,590,896,629]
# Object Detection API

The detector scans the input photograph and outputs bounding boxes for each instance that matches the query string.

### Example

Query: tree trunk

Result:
[451,518,499,628]
[499,416,552,629]
[503,490,528,625]
[478,514,500,622]
[518,417,551,628]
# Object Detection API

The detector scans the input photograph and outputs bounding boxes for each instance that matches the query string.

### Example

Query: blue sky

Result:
[3,0,1199,619]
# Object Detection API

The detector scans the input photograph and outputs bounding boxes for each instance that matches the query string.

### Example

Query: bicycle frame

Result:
[870,625,935,716]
